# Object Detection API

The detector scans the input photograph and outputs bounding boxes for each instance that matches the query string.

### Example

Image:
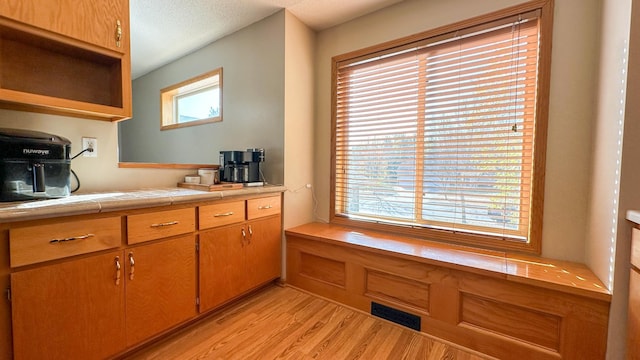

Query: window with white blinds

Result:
[332,4,551,250]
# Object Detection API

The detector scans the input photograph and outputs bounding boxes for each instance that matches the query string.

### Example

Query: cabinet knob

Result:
[115,20,122,48]
[248,225,253,244]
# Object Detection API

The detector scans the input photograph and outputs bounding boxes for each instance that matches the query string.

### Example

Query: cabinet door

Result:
[628,269,640,359]
[124,235,197,348]
[199,223,246,312]
[0,0,128,52]
[11,250,125,360]
[246,215,282,289]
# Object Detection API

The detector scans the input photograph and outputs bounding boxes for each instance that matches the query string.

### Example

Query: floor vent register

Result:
[370,302,421,331]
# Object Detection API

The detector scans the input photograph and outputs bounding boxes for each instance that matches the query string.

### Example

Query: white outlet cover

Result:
[81,137,97,157]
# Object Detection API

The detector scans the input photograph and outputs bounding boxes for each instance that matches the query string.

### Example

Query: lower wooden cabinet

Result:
[199,223,245,311]
[245,215,282,288]
[4,192,283,359]
[11,250,126,360]
[628,227,640,359]
[124,234,197,347]
[628,269,640,359]
[199,214,282,313]
[10,235,198,359]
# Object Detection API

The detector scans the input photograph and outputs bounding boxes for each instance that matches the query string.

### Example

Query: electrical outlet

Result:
[81,137,98,157]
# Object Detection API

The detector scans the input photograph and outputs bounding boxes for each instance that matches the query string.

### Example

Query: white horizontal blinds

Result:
[334,11,541,241]
[421,17,539,239]
[335,52,421,222]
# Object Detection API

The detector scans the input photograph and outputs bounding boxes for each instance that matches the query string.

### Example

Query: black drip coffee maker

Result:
[219,148,264,184]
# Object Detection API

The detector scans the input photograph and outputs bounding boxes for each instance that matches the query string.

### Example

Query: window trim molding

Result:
[160,68,223,131]
[329,0,553,254]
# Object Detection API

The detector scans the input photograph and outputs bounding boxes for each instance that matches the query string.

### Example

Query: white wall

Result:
[313,0,602,263]
[586,0,637,357]
[283,11,316,230]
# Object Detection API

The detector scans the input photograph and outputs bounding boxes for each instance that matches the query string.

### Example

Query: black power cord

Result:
[69,147,94,193]
[71,147,93,160]
[71,169,80,193]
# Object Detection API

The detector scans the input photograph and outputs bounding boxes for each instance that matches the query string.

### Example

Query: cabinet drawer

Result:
[127,208,195,244]
[632,227,640,269]
[247,195,281,220]
[9,216,122,267]
[199,201,245,229]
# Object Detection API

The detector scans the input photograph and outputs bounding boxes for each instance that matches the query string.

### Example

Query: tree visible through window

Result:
[331,1,552,253]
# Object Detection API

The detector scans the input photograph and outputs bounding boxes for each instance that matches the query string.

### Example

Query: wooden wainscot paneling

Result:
[458,272,609,360]
[460,292,561,351]
[299,252,346,288]
[287,237,356,306]
[364,269,429,314]
[285,223,611,360]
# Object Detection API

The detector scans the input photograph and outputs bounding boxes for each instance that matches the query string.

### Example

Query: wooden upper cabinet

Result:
[0,0,128,53]
[0,0,132,121]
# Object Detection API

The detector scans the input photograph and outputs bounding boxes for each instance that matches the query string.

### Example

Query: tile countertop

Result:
[0,185,286,223]
[627,210,640,225]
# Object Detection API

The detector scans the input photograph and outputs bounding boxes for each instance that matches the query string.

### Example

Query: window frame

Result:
[160,68,223,130]
[329,0,553,254]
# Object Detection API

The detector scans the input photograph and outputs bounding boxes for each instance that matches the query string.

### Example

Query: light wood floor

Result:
[123,285,492,360]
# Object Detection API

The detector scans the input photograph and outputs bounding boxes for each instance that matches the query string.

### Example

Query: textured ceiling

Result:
[130,0,403,79]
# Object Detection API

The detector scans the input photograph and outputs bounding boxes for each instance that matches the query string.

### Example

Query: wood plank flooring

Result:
[123,285,492,360]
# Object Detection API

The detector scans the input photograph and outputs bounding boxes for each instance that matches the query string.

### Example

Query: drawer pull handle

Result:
[115,256,121,286]
[49,233,95,244]
[214,212,234,217]
[150,221,179,228]
[258,205,273,210]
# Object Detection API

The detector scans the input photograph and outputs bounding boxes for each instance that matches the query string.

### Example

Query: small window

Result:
[161,68,222,130]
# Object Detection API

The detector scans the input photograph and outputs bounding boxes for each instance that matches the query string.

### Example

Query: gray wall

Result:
[119,11,286,185]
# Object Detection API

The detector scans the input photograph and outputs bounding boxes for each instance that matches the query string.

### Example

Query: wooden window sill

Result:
[285,222,611,303]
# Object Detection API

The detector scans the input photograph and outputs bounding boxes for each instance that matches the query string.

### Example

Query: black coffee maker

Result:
[0,128,71,201]
[219,149,265,184]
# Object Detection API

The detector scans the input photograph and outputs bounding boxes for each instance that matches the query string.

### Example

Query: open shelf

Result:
[0,22,130,120]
